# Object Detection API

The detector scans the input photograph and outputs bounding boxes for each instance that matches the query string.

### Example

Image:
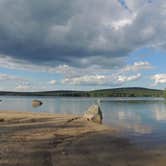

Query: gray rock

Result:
[83,104,103,124]
[32,100,43,107]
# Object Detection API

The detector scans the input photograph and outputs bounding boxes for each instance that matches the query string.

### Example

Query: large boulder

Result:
[83,104,103,124]
[32,100,43,107]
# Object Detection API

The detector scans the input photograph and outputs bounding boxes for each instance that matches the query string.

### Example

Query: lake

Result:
[0,96,166,149]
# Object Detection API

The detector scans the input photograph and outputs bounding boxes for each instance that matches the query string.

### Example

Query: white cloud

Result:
[152,74,166,85]
[117,73,141,83]
[123,61,153,72]
[15,85,31,91]
[0,56,152,88]
[56,61,152,78]
[62,75,105,85]
[62,73,141,86]
[15,81,31,91]
[49,80,56,85]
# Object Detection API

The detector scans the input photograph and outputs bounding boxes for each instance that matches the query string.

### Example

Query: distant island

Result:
[0,87,164,97]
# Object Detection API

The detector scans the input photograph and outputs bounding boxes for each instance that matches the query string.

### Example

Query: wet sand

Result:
[0,111,166,166]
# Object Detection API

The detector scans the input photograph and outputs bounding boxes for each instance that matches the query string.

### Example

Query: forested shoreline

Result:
[0,87,164,97]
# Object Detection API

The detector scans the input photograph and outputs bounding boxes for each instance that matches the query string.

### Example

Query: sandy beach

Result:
[0,111,166,166]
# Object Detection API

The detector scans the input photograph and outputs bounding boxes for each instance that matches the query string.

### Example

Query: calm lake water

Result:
[0,96,166,149]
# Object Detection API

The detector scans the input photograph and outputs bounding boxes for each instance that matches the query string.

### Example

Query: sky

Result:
[0,0,165,91]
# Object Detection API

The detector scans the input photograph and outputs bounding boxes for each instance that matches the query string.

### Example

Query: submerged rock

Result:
[83,104,103,124]
[32,100,43,107]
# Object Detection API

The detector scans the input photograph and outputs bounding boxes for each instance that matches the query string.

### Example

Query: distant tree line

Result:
[88,88,163,97]
[164,89,166,98]
[0,87,164,97]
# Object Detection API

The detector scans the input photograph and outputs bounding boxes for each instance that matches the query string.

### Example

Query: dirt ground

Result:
[0,111,166,166]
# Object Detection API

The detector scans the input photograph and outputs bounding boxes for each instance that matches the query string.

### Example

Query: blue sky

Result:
[0,0,165,91]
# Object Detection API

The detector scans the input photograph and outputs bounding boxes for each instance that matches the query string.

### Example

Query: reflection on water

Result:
[0,96,166,148]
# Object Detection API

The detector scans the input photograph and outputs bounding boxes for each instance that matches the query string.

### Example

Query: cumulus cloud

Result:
[14,80,31,91]
[58,61,151,84]
[49,80,56,85]
[0,57,151,87]
[0,0,165,68]
[15,84,31,91]
[58,59,152,86]
[117,73,141,83]
[152,74,166,85]
[62,73,141,86]
[55,61,151,86]
[62,75,105,85]
[123,61,153,72]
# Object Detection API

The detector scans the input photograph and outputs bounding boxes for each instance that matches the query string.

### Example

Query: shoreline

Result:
[0,111,166,166]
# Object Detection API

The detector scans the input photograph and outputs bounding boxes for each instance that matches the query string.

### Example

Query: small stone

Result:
[32,100,43,107]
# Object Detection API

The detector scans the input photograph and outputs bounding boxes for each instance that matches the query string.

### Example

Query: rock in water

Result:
[32,100,43,107]
[83,104,103,124]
